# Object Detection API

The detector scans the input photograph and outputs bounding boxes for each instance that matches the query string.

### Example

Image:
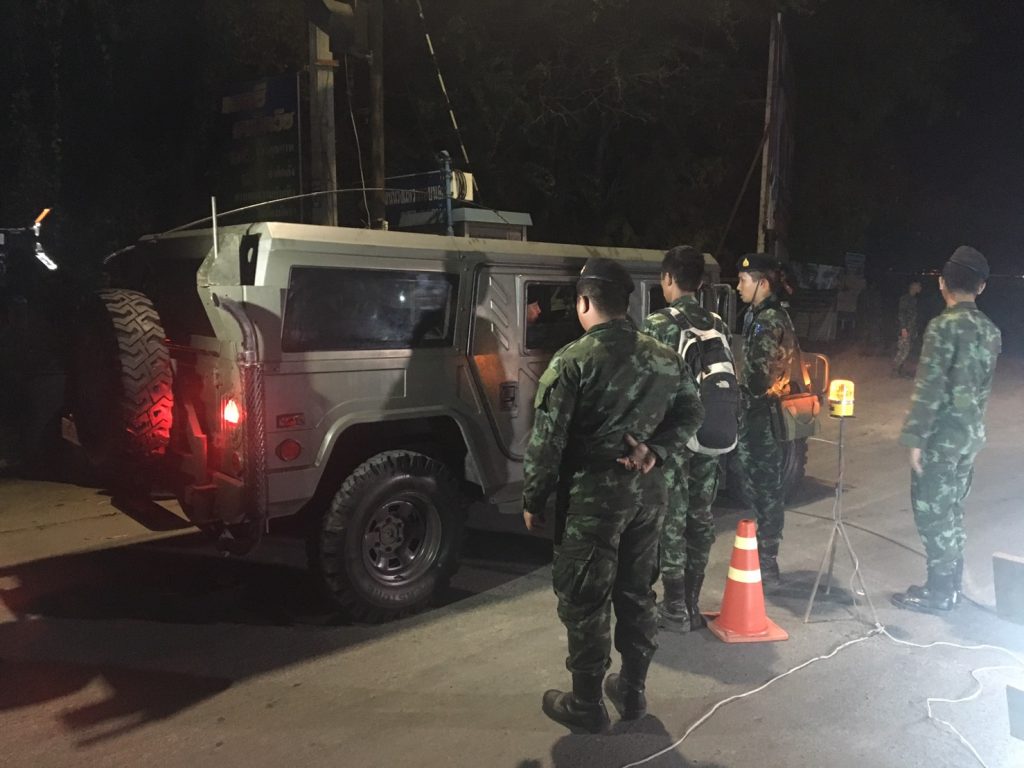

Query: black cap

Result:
[948,246,989,279]
[736,253,779,273]
[577,257,635,294]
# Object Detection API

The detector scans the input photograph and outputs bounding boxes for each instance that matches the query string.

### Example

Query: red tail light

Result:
[276,439,302,462]
[222,398,242,426]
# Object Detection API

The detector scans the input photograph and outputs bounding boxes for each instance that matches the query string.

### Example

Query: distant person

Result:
[892,247,1001,613]
[522,257,702,733]
[641,245,735,633]
[735,253,799,586]
[892,280,922,377]
[836,269,865,341]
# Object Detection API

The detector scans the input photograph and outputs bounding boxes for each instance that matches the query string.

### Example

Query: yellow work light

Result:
[828,379,855,418]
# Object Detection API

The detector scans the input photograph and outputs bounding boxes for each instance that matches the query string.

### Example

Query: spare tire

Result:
[71,289,173,474]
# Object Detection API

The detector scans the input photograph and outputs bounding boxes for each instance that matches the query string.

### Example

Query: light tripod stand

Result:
[803,391,880,626]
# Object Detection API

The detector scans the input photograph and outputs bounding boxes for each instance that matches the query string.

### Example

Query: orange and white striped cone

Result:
[706,519,789,643]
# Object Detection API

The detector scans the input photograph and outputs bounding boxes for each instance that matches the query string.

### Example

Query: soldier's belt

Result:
[565,445,629,467]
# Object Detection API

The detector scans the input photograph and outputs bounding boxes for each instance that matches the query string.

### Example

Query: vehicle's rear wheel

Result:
[71,289,173,478]
[308,450,466,622]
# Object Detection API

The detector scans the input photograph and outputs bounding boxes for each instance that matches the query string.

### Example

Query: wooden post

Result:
[756,13,780,255]
[308,21,338,226]
[368,0,386,228]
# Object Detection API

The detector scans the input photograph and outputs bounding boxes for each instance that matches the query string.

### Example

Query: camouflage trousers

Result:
[737,402,785,546]
[911,449,975,577]
[893,334,915,369]
[659,451,719,579]
[553,502,664,676]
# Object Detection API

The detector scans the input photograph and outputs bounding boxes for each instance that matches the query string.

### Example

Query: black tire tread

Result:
[312,450,465,623]
[98,289,173,459]
[782,438,808,502]
[74,289,173,469]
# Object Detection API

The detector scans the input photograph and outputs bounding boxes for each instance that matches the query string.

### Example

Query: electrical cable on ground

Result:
[619,624,1024,768]
[877,631,1024,767]
[620,629,883,768]
[621,492,1023,767]
[789,507,925,558]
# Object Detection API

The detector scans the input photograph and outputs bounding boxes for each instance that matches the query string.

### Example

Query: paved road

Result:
[2,353,1023,767]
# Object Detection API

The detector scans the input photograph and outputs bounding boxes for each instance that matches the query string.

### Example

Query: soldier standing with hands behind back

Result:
[523,257,703,733]
[892,247,1001,613]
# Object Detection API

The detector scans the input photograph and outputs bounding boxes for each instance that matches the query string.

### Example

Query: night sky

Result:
[2,1,1023,282]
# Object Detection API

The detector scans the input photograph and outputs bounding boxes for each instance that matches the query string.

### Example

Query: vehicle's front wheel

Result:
[723,436,808,506]
[780,438,808,501]
[308,450,465,622]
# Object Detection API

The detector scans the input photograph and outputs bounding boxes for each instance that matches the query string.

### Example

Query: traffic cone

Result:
[706,519,789,643]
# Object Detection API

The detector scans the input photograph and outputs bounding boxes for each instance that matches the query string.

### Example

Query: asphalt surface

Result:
[2,352,1023,767]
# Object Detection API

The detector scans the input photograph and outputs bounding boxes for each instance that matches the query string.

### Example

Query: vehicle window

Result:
[647,285,667,314]
[282,267,458,352]
[524,283,582,352]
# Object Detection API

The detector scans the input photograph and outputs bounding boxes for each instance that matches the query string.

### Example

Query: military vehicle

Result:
[65,222,827,621]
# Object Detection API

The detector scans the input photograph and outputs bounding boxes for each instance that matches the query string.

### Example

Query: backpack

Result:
[662,306,739,456]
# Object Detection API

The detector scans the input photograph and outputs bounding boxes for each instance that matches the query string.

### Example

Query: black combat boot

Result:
[658,576,690,633]
[684,570,708,630]
[891,568,956,613]
[951,559,964,606]
[604,655,650,720]
[541,673,610,733]
[758,541,781,588]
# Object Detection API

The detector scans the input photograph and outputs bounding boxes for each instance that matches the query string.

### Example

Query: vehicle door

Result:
[469,264,582,462]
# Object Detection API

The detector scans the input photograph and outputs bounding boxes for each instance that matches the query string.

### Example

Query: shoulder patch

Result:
[534,363,562,409]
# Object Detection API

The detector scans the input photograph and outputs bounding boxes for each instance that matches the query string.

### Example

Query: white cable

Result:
[926,665,1021,767]
[879,629,1024,768]
[619,629,882,768]
[620,627,1024,768]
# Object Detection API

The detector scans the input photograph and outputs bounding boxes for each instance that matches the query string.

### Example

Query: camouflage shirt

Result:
[740,294,798,400]
[900,301,1001,455]
[522,318,704,515]
[641,294,731,357]
[897,293,919,336]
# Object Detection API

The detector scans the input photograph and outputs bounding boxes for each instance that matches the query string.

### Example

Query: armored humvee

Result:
[67,223,824,621]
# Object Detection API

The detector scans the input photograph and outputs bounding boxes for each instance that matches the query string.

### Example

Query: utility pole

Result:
[368,0,386,228]
[308,21,339,226]
[757,13,780,255]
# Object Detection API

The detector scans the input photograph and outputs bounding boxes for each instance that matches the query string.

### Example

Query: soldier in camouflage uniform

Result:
[735,253,799,585]
[892,247,1001,613]
[892,280,922,377]
[523,257,703,732]
[642,245,730,632]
